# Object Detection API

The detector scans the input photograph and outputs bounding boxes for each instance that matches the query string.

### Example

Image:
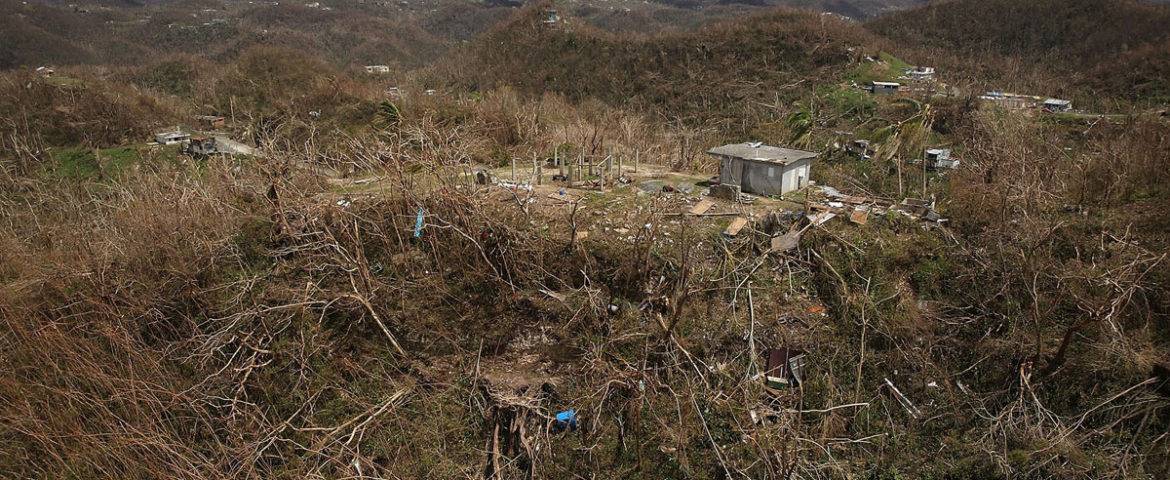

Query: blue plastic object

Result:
[413,207,425,238]
[554,409,577,431]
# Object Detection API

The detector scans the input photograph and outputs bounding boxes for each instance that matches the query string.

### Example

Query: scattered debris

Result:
[806,211,836,226]
[903,66,935,81]
[763,348,807,389]
[496,180,533,192]
[195,115,225,130]
[883,378,922,419]
[413,207,425,238]
[898,198,944,222]
[847,139,874,159]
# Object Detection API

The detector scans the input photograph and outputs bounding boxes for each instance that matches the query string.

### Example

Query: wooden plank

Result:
[689,198,715,215]
[547,192,579,203]
[849,208,870,225]
[770,231,801,253]
[724,217,749,236]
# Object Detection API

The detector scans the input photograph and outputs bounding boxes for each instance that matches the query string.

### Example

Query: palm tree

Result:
[871,99,934,196]
[786,102,816,149]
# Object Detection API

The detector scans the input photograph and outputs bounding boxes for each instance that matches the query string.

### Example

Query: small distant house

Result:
[185,136,219,155]
[155,131,190,145]
[980,91,1038,110]
[869,81,901,95]
[195,115,225,130]
[1042,98,1072,113]
[542,8,560,24]
[924,148,958,169]
[304,2,320,7]
[904,66,935,81]
[365,65,390,74]
[708,143,818,196]
[763,348,807,389]
[35,66,55,77]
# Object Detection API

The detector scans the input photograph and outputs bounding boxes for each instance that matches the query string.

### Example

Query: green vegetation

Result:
[850,51,911,84]
[48,146,141,179]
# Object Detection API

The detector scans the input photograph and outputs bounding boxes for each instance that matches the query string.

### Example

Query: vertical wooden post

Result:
[511,157,516,181]
[634,149,639,173]
[604,155,613,186]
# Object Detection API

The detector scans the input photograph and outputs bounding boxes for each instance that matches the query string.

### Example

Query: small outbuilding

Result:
[869,81,901,95]
[708,143,818,196]
[364,65,390,74]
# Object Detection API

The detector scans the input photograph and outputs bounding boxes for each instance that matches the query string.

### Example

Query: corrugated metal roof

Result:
[707,143,818,165]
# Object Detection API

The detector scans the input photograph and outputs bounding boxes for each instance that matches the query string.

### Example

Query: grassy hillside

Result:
[438,5,883,125]
[0,0,512,70]
[867,0,1170,102]
[1,1,1168,479]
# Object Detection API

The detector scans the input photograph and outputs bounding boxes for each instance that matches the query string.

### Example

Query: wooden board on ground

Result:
[724,217,749,236]
[689,199,715,215]
[547,192,580,203]
[849,208,870,225]
[770,231,801,253]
